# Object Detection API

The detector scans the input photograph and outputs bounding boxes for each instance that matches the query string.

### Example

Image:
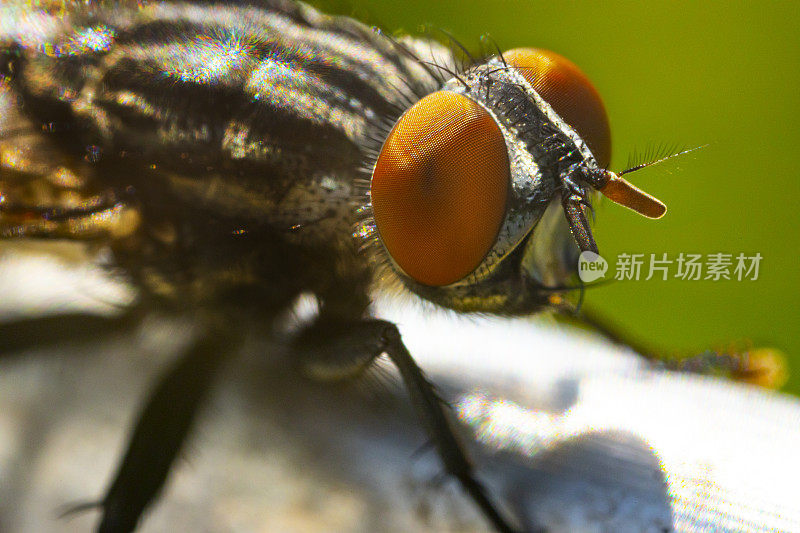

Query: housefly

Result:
[0,1,669,531]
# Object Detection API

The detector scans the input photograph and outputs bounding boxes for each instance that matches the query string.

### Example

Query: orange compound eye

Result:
[371,91,509,287]
[503,48,612,169]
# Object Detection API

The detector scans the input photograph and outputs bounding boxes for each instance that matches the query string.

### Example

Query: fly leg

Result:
[0,310,141,357]
[89,328,235,533]
[291,318,521,533]
[571,307,786,388]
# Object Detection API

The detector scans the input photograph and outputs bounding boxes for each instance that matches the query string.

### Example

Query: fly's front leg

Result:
[291,318,521,533]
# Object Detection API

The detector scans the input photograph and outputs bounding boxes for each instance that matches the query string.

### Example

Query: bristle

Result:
[625,142,679,171]
[620,145,708,176]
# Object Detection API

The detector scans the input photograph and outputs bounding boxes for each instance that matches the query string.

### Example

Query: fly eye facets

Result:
[371,91,509,286]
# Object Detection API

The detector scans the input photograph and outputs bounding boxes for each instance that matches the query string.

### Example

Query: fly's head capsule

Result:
[368,48,666,313]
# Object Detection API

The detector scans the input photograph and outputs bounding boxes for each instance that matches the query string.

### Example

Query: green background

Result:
[313,1,800,393]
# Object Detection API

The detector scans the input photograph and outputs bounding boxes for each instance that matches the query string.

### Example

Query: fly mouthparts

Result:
[598,171,667,219]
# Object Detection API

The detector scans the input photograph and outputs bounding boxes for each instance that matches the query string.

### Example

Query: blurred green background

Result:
[312,0,800,393]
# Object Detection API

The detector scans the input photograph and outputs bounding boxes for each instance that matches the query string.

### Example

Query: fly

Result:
[0,1,667,532]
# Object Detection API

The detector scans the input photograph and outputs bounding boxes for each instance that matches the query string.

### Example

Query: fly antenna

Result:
[595,171,667,219]
[593,144,707,218]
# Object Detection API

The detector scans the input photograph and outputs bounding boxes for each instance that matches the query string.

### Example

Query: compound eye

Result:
[371,91,509,287]
[504,48,612,168]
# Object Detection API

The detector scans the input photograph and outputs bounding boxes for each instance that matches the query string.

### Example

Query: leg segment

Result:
[572,307,786,387]
[292,318,520,533]
[96,330,234,533]
[0,311,140,357]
